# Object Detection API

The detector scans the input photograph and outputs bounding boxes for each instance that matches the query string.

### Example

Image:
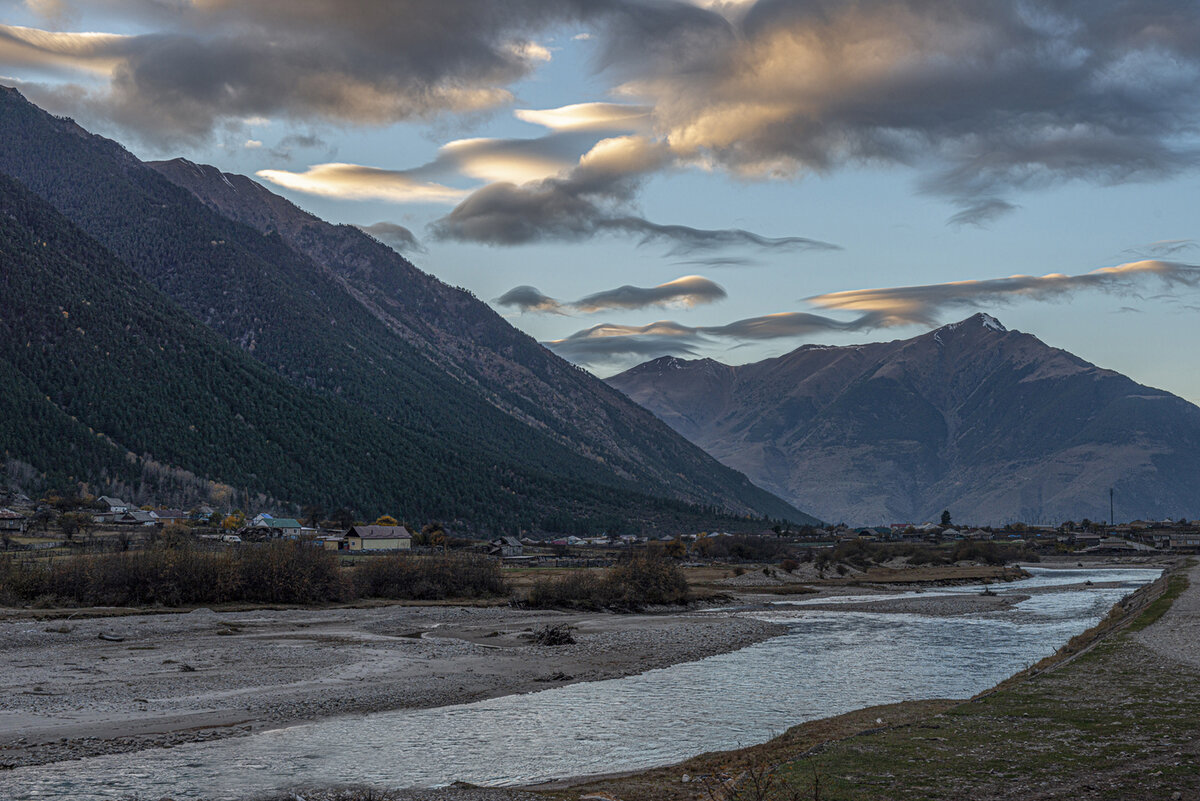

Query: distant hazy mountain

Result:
[608,314,1200,525]
[0,85,811,528]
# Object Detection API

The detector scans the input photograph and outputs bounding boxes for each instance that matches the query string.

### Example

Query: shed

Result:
[346,525,412,551]
[0,508,27,533]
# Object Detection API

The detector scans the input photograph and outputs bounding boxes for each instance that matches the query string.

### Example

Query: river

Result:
[6,565,1161,800]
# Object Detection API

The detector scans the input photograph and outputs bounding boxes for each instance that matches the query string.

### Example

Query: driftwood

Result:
[97,632,124,642]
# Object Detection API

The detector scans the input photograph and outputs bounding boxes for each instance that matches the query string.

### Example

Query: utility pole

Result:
[1109,488,1114,527]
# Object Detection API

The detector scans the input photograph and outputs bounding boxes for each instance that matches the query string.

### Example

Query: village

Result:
[2,490,1199,561]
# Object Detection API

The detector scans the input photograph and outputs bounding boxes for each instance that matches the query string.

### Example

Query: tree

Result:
[374,514,398,526]
[664,537,687,558]
[302,504,325,527]
[940,509,952,527]
[59,511,95,541]
[331,507,355,530]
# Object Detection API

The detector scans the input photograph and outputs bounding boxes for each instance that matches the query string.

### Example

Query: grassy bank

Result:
[559,564,1197,801]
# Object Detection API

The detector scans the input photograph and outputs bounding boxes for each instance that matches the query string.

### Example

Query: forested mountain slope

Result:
[0,85,812,527]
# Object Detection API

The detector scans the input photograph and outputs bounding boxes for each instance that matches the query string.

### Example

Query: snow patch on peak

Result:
[978,313,1006,332]
[939,313,1008,334]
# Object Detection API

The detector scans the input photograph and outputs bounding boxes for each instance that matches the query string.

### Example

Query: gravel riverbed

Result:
[0,604,785,769]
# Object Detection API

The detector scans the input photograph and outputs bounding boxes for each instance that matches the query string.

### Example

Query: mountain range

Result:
[608,314,1200,525]
[0,85,813,531]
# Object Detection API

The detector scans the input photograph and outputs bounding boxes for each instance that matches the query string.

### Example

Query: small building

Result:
[112,510,158,526]
[152,509,189,523]
[0,508,27,533]
[96,496,130,514]
[319,533,349,551]
[345,525,412,551]
[245,517,303,538]
[1169,533,1200,550]
[489,535,524,557]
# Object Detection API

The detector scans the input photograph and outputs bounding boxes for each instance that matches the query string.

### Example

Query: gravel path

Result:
[1132,561,1200,669]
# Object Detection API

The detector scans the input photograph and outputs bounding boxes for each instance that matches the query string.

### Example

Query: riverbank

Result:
[551,560,1198,801]
[0,605,785,769]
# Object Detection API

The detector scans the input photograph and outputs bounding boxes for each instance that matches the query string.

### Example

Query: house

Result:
[320,534,350,551]
[345,525,412,551]
[193,505,216,520]
[0,508,26,533]
[96,496,130,514]
[152,509,188,523]
[112,510,157,526]
[1169,533,1200,550]
[488,536,524,557]
[245,517,303,538]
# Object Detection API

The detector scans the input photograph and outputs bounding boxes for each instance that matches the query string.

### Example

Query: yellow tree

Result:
[374,514,398,526]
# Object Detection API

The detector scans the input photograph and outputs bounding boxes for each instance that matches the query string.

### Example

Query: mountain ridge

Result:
[609,314,1200,525]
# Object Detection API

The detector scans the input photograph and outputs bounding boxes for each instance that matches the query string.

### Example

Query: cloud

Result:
[255,163,468,204]
[547,258,1200,364]
[545,311,877,363]
[514,102,651,132]
[0,25,129,75]
[601,0,1200,221]
[806,260,1200,326]
[0,1,602,144]
[433,135,836,252]
[573,275,726,312]
[496,275,727,314]
[673,256,759,268]
[947,198,1018,228]
[356,222,425,254]
[494,285,565,314]
[269,133,330,161]
[433,135,581,183]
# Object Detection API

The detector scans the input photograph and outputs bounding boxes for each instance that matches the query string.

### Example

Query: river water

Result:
[7,566,1160,800]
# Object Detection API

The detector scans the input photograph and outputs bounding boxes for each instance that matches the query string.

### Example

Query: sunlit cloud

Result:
[547,259,1200,365]
[0,25,128,75]
[255,163,468,204]
[433,135,836,252]
[437,136,576,183]
[497,275,728,315]
[807,260,1200,326]
[514,102,651,133]
[0,2,597,144]
[574,275,726,312]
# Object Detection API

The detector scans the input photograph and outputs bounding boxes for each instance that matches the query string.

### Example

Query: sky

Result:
[2,0,1200,403]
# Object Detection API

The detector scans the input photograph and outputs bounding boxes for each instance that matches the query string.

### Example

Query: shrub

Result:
[353,553,506,600]
[525,555,690,611]
[0,541,348,607]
